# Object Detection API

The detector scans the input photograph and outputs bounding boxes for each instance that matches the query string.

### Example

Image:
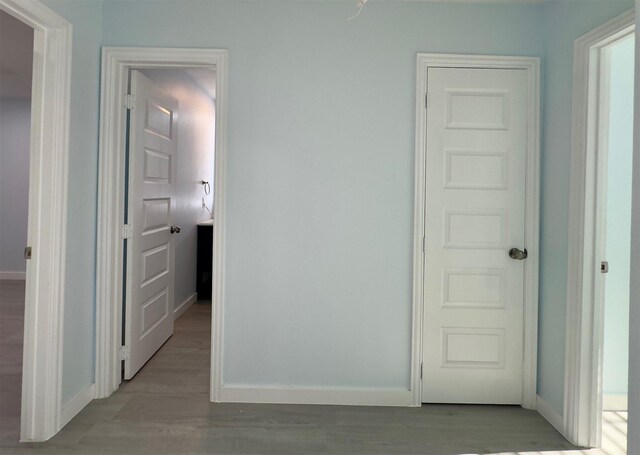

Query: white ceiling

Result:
[0,10,34,99]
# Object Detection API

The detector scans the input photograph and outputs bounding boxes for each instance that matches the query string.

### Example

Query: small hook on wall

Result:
[200,180,211,195]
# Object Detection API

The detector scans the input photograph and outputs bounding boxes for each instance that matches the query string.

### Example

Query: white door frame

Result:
[95,47,228,401]
[411,53,540,408]
[564,9,635,448]
[0,0,71,442]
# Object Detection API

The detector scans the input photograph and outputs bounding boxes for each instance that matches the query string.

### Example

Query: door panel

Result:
[125,70,178,379]
[422,67,528,404]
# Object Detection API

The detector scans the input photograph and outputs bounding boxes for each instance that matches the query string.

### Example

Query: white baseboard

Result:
[60,383,95,428]
[219,386,413,407]
[603,394,628,411]
[174,292,197,320]
[0,271,26,280]
[537,394,566,436]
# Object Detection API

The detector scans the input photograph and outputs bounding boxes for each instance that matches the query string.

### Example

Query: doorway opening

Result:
[412,54,540,408]
[599,32,634,454]
[0,9,33,445]
[95,48,228,402]
[120,67,216,385]
[564,9,635,450]
[0,0,71,442]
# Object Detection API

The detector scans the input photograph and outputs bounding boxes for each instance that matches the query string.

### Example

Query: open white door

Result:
[422,67,528,404]
[124,70,179,379]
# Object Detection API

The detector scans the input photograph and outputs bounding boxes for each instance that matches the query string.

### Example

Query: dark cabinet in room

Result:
[196,222,213,300]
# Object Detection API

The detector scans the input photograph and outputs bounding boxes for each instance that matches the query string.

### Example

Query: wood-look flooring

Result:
[0,280,628,454]
[0,280,25,447]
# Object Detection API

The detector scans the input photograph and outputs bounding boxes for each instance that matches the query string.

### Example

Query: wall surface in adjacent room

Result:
[0,98,30,276]
[0,10,33,277]
[603,34,634,404]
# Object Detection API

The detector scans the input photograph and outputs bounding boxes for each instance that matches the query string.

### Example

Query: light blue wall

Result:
[36,0,634,408]
[537,0,633,414]
[603,34,634,399]
[102,0,546,389]
[40,0,102,405]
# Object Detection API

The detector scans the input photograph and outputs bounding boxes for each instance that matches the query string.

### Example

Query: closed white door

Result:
[422,67,528,404]
[125,70,179,379]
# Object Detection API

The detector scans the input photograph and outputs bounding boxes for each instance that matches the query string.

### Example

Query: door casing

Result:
[564,9,635,448]
[411,53,540,408]
[95,47,228,402]
[0,0,72,442]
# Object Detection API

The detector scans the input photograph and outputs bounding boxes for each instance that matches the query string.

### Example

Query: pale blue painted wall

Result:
[102,0,547,389]
[538,0,633,414]
[603,35,634,399]
[35,0,633,409]
[40,0,102,404]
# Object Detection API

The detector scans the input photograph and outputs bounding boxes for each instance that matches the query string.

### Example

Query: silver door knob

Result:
[170,226,181,234]
[509,248,528,260]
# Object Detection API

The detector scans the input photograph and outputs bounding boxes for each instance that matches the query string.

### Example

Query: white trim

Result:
[60,384,95,428]
[537,395,566,437]
[603,395,628,412]
[95,47,228,406]
[412,53,540,409]
[564,10,635,448]
[0,0,71,443]
[219,386,413,407]
[0,271,27,280]
[174,292,197,320]
[210,51,228,404]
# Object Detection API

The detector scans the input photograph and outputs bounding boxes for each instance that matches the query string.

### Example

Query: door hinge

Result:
[119,345,130,361]
[420,362,423,379]
[601,261,609,274]
[24,246,32,260]
[125,94,135,110]
[121,224,133,239]
[425,93,429,110]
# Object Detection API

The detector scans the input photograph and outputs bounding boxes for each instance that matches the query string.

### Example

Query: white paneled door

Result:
[125,70,179,379]
[422,67,528,404]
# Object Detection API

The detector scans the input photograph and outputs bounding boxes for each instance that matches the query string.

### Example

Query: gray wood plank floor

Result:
[0,280,624,454]
[0,280,25,447]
